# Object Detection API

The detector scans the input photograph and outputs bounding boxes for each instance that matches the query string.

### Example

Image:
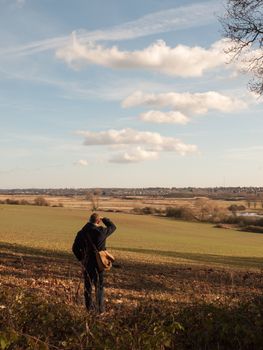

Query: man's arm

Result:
[101,217,116,237]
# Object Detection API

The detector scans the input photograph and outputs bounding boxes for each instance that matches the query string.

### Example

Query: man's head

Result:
[89,212,101,225]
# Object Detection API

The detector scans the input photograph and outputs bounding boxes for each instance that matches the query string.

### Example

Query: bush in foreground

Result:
[1,287,263,349]
[0,288,180,350]
[175,298,263,350]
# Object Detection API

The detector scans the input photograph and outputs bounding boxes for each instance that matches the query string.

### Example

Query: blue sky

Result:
[0,0,262,188]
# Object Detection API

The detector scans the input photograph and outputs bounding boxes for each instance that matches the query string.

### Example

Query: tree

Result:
[228,204,238,215]
[86,189,101,211]
[246,197,251,209]
[221,0,263,94]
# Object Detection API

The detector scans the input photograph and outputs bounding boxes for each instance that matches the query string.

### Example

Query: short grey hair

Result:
[89,212,100,224]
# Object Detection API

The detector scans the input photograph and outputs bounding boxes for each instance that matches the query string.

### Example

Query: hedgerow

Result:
[1,287,263,350]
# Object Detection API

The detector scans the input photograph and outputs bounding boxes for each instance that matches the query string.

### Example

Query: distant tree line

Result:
[0,196,63,207]
[133,198,263,233]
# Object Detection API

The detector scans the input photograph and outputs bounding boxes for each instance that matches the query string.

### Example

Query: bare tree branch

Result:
[220,0,263,94]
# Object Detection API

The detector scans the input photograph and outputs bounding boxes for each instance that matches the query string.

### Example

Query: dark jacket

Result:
[72,217,116,265]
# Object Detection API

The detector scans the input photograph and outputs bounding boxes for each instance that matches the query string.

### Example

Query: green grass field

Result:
[0,204,263,268]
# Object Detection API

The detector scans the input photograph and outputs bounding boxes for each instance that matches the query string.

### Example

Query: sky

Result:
[0,0,262,188]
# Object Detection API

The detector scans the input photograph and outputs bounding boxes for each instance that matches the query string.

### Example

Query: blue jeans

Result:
[84,266,104,313]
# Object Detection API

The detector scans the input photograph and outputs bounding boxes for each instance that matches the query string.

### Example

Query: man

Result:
[72,213,116,313]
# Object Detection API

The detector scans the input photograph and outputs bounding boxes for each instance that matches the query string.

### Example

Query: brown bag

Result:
[96,250,115,272]
[86,233,115,272]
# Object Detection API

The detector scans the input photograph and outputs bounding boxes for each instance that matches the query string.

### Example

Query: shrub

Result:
[20,199,30,205]
[5,198,20,205]
[221,215,244,225]
[153,207,165,215]
[1,286,263,350]
[141,206,155,215]
[34,196,49,206]
[0,198,31,206]
[165,206,195,221]
[220,215,263,231]
[240,225,263,233]
[175,298,263,350]
[228,204,246,212]
[52,203,64,208]
[0,287,181,350]
[132,207,163,215]
[238,205,246,211]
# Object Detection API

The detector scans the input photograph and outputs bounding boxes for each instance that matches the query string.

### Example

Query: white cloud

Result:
[56,37,228,77]
[78,128,163,146]
[56,36,262,79]
[140,110,189,124]
[75,159,88,166]
[77,128,198,161]
[0,1,220,57]
[122,90,247,114]
[109,146,159,163]
[153,138,198,155]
